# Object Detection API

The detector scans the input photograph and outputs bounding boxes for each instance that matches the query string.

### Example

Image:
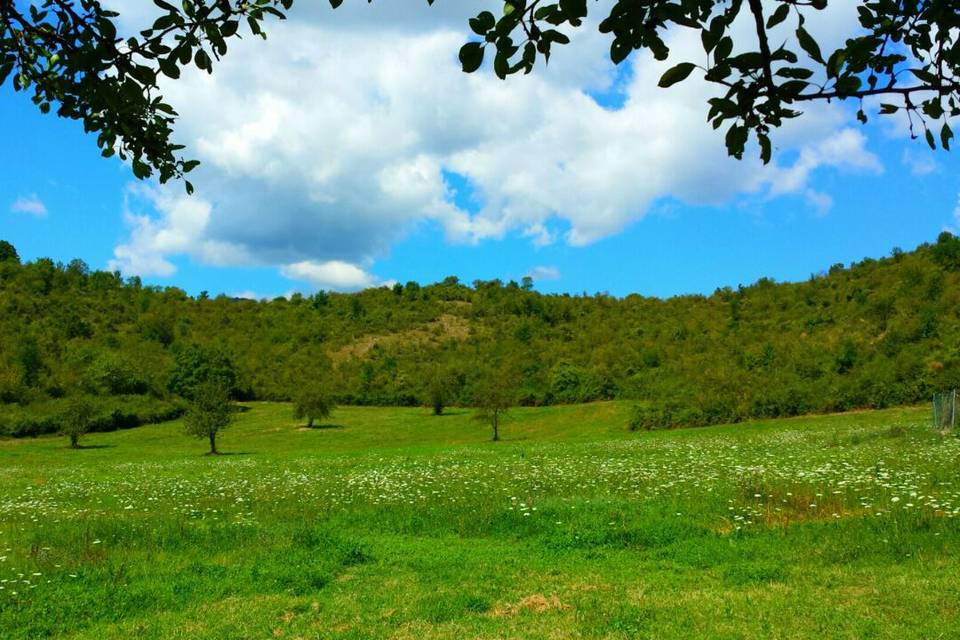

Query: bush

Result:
[627,403,683,431]
[549,364,617,404]
[84,352,149,395]
[61,395,95,448]
[168,345,239,399]
[0,395,186,438]
[293,385,335,427]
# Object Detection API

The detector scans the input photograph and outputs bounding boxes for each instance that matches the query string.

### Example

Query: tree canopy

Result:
[1,0,957,188]
[183,381,233,454]
[293,383,335,427]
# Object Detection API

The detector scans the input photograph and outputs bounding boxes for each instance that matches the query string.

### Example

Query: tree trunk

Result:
[492,414,499,441]
[308,416,314,428]
[208,431,218,455]
[70,434,79,449]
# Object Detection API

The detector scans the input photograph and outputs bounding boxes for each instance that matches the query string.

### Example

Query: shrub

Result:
[0,396,186,438]
[168,345,238,399]
[84,352,149,395]
[293,386,335,427]
[60,395,95,448]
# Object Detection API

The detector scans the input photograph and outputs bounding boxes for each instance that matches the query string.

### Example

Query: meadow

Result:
[0,402,958,639]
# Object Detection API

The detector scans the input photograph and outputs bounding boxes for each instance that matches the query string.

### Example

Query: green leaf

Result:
[221,20,239,38]
[701,27,720,54]
[658,62,696,88]
[825,49,846,78]
[725,124,748,159]
[559,0,588,19]
[909,68,938,84]
[714,37,733,62]
[329,0,344,8]
[195,49,212,73]
[775,67,814,79]
[543,29,570,45]
[469,11,496,35]
[795,27,823,64]
[758,133,772,164]
[0,62,13,88]
[458,42,485,73]
[834,75,862,95]
[941,123,954,151]
[610,39,631,65]
[494,51,510,79]
[925,128,936,150]
[766,3,790,29]
[132,159,151,179]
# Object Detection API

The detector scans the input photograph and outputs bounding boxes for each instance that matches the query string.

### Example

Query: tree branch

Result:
[793,82,960,102]
[746,0,775,94]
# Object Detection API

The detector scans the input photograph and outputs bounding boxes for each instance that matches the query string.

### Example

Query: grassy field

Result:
[1,402,958,639]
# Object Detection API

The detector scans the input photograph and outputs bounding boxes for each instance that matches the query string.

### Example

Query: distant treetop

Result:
[0,240,19,264]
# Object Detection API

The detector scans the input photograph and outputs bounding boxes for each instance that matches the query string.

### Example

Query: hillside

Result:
[1,233,959,434]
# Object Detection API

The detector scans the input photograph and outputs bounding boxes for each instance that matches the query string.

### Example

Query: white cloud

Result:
[281,260,378,290]
[953,193,960,231]
[109,185,251,277]
[109,2,884,281]
[10,194,47,217]
[526,266,561,281]
[804,190,834,216]
[902,149,939,176]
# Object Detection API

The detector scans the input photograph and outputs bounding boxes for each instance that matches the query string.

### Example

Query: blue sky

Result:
[2,4,958,299]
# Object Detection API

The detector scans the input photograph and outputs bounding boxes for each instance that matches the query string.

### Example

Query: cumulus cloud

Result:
[281,260,378,290]
[109,185,251,277]
[10,194,47,217]
[108,2,884,285]
[902,149,939,176]
[526,266,561,282]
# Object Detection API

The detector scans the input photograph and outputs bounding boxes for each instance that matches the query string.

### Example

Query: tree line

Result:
[1,234,959,441]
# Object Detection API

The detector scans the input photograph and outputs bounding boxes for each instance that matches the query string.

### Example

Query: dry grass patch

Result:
[489,594,570,617]
[328,314,471,363]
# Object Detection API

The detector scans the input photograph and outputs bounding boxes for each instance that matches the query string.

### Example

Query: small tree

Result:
[293,385,335,428]
[184,382,232,455]
[427,370,450,416]
[61,395,95,449]
[473,368,516,442]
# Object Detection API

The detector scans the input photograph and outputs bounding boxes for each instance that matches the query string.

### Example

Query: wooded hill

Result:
[1,233,959,435]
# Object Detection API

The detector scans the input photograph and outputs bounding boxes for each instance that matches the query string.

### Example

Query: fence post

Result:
[950,389,957,430]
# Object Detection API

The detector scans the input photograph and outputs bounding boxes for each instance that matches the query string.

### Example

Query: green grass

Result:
[1,402,959,639]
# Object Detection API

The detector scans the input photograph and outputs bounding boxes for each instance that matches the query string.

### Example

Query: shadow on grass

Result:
[302,423,346,430]
[71,444,115,450]
[432,409,472,417]
[203,451,253,457]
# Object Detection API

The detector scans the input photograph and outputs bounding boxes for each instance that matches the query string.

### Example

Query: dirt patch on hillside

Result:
[328,314,471,363]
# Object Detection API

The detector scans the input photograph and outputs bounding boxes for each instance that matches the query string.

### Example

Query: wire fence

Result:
[933,389,957,432]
